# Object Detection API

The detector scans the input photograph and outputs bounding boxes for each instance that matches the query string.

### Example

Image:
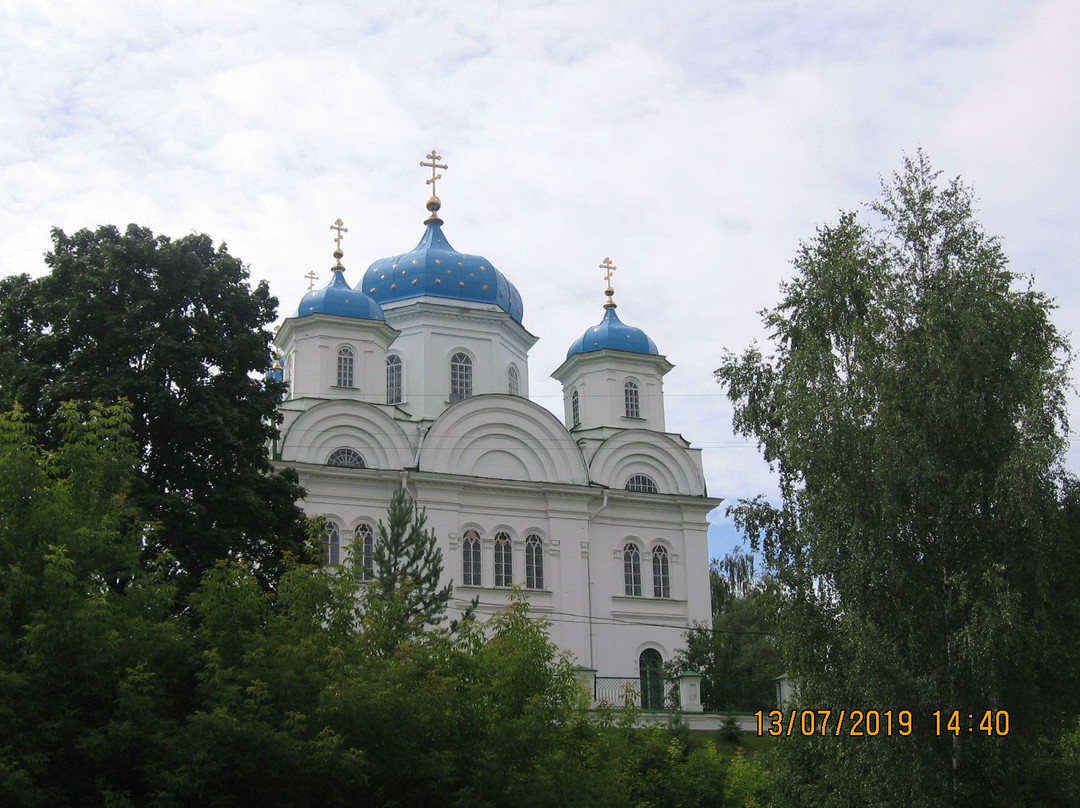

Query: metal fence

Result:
[594,676,678,711]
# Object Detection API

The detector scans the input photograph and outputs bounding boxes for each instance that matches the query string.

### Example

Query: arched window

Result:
[652,545,670,598]
[386,355,403,404]
[626,474,659,494]
[624,379,640,418]
[507,364,520,396]
[356,523,375,580]
[623,543,642,596]
[336,346,355,388]
[525,534,544,590]
[462,530,481,586]
[450,352,472,402]
[639,649,664,709]
[494,532,512,587]
[326,447,366,468]
[571,389,580,427]
[324,520,341,566]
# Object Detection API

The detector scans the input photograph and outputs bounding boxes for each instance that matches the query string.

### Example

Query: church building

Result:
[271,154,719,689]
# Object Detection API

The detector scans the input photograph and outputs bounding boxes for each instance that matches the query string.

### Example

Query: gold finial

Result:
[330,218,348,269]
[420,150,447,224]
[601,257,617,308]
[304,270,318,290]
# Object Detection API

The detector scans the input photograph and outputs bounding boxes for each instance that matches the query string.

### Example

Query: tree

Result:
[717,150,1080,806]
[0,224,307,589]
[361,487,473,656]
[675,551,780,713]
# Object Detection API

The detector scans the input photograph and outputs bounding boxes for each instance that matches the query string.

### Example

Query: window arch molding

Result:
[461,528,482,587]
[623,377,641,419]
[623,540,643,597]
[386,354,403,405]
[322,517,344,566]
[625,473,659,494]
[651,542,671,599]
[353,521,375,580]
[336,344,356,388]
[326,447,366,468]
[493,529,513,588]
[524,532,545,590]
[449,350,475,403]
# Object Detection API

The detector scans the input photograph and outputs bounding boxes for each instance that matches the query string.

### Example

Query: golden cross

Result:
[330,218,348,251]
[601,257,617,287]
[420,150,448,195]
[304,270,318,290]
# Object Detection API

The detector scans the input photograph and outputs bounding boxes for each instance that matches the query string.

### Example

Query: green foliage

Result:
[0,224,307,590]
[0,406,770,806]
[675,553,780,712]
[716,150,1080,805]
[362,487,472,656]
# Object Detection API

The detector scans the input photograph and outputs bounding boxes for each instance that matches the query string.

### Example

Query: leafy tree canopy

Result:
[0,224,307,588]
[717,150,1080,806]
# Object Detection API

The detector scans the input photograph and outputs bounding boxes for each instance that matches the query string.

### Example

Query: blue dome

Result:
[362,222,524,323]
[566,306,659,358]
[296,269,385,321]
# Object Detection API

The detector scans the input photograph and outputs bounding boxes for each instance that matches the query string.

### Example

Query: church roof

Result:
[296,268,385,321]
[361,221,524,323]
[566,305,659,358]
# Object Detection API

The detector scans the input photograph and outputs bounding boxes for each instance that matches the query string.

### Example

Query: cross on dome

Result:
[420,150,448,224]
[601,256,617,308]
[330,218,349,269]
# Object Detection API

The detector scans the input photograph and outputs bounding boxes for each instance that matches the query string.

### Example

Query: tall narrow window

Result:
[356,523,375,580]
[450,352,472,402]
[639,649,664,709]
[626,474,658,494]
[623,543,642,596]
[525,534,544,589]
[624,379,640,418]
[462,530,481,586]
[336,346,355,387]
[652,545,670,598]
[386,355,403,404]
[507,364,520,396]
[325,520,341,566]
[327,448,365,468]
[571,389,580,427]
[494,532,512,587]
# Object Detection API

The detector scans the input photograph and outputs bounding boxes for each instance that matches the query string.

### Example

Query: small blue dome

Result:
[296,269,385,321]
[362,222,524,323]
[566,306,659,358]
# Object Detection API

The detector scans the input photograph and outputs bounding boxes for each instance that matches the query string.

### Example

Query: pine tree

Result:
[362,487,470,655]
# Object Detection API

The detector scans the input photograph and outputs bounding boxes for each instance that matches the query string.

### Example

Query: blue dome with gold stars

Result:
[566,306,659,358]
[296,268,385,321]
[362,221,524,323]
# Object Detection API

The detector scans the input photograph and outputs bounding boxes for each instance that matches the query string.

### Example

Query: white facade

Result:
[273,207,719,679]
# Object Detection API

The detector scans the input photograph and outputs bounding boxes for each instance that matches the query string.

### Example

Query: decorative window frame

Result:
[622,541,643,596]
[507,363,520,396]
[386,354,403,405]
[461,528,482,587]
[326,447,366,468]
[623,378,641,419]
[336,345,356,388]
[449,351,474,403]
[625,473,659,494]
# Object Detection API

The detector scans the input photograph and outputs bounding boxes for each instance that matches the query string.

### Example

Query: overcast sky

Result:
[3,0,1078,559]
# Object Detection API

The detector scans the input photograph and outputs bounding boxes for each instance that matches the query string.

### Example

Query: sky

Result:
[3,0,1079,561]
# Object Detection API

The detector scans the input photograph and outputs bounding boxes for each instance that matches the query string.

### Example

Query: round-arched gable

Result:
[420,394,589,484]
[589,429,704,496]
[279,400,413,470]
